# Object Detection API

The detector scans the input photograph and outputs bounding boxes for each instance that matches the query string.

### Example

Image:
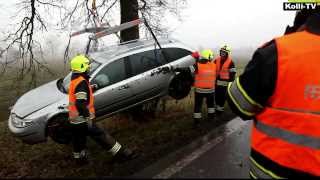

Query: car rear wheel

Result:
[169,71,193,100]
[47,114,72,144]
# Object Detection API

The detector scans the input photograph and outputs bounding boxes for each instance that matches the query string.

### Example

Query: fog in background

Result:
[171,0,296,61]
[0,0,296,63]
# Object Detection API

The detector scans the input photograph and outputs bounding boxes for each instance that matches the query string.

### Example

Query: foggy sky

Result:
[171,0,296,50]
[0,0,296,55]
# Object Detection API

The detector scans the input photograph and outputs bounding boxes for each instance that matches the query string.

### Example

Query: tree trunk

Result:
[120,0,140,42]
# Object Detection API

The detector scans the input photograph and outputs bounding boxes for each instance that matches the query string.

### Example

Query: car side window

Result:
[92,58,126,89]
[162,48,192,62]
[128,50,164,76]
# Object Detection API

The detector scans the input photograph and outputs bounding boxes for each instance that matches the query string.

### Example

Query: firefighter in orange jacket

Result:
[192,50,216,126]
[69,55,136,164]
[174,50,216,126]
[214,45,236,113]
[227,9,320,178]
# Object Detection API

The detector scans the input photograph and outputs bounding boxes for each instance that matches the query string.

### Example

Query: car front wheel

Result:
[46,114,72,144]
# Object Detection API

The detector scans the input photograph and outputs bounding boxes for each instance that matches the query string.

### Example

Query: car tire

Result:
[168,71,193,100]
[46,114,72,144]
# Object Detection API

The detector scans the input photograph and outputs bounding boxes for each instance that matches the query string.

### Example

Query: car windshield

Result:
[61,60,101,93]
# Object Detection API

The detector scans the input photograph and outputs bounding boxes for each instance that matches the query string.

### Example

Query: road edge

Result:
[133,117,248,178]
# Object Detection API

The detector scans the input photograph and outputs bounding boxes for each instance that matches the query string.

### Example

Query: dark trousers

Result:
[70,122,116,153]
[194,92,215,118]
[215,85,228,108]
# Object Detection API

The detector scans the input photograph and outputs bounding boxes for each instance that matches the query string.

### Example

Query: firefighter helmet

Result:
[220,45,231,54]
[200,49,214,60]
[70,55,90,73]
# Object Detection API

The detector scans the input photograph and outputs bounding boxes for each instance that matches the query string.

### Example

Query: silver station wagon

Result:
[8,37,195,144]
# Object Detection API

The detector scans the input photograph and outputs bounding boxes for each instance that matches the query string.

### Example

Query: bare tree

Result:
[120,0,140,42]
[119,0,188,42]
[0,0,62,78]
[0,0,187,77]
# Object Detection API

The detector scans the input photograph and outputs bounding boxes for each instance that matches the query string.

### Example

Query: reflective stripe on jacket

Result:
[194,62,216,90]
[68,75,95,124]
[252,31,320,176]
[228,30,320,177]
[216,57,232,80]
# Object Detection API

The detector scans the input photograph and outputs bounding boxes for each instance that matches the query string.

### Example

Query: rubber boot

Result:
[193,113,202,128]
[207,108,216,121]
[112,147,138,163]
[216,106,224,115]
[73,150,89,166]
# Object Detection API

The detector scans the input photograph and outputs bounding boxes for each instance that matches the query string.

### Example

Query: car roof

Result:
[89,37,193,64]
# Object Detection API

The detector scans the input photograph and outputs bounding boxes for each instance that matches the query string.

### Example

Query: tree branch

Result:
[36,0,62,8]
[101,0,118,21]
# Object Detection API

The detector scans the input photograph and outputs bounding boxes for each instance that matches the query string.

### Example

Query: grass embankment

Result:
[0,61,246,178]
[0,95,236,178]
[0,62,68,112]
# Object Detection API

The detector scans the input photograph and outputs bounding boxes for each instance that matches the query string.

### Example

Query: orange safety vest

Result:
[194,62,216,89]
[68,75,95,124]
[253,31,320,176]
[216,57,232,80]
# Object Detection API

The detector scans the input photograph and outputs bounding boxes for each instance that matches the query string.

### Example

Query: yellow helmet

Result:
[70,55,90,73]
[200,49,214,60]
[220,45,231,54]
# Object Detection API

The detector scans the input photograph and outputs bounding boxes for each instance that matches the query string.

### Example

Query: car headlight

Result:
[11,113,33,128]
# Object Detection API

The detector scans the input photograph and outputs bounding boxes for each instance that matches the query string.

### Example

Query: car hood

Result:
[12,80,66,118]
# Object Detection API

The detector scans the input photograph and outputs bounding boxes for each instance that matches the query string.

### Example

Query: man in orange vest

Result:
[191,49,216,127]
[227,9,320,178]
[69,55,136,165]
[214,45,236,114]
[174,50,216,127]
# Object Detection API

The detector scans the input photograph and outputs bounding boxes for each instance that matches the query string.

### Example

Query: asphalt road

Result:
[135,117,252,178]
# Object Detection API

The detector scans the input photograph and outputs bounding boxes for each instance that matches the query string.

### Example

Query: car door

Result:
[91,58,134,117]
[126,49,170,102]
[162,47,194,70]
[160,47,194,99]
[145,47,192,88]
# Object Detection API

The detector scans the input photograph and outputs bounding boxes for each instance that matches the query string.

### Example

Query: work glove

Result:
[191,51,200,59]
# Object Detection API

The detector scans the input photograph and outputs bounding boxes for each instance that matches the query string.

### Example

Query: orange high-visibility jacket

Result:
[216,57,232,80]
[253,31,320,176]
[194,62,216,89]
[68,75,95,124]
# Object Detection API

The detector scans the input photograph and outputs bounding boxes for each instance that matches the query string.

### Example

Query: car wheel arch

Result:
[45,113,71,144]
[45,113,68,135]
